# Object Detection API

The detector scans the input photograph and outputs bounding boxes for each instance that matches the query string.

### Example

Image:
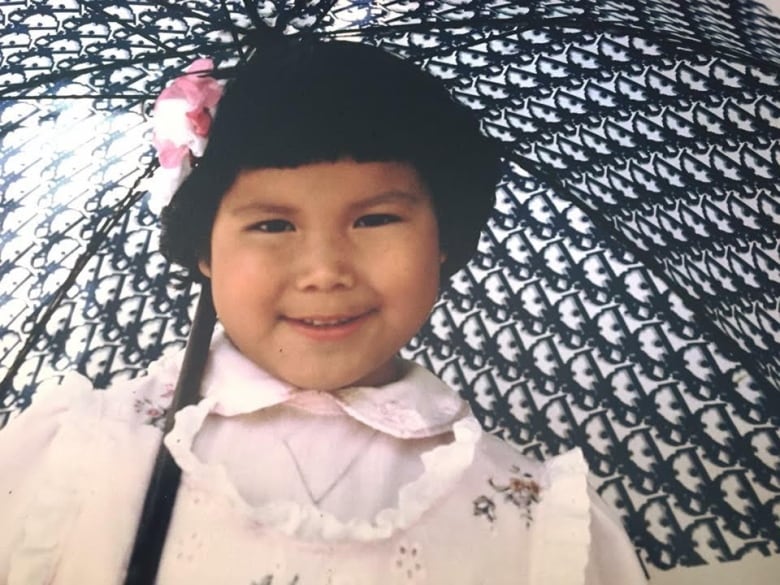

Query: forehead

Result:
[220,160,432,210]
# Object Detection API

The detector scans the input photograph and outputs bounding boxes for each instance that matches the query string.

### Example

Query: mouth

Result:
[283,310,375,339]
[294,315,364,327]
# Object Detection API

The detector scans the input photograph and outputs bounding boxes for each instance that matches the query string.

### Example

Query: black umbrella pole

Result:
[123,285,217,585]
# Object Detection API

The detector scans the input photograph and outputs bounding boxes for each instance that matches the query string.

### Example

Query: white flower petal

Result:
[189,135,208,157]
[145,160,192,215]
[153,99,195,146]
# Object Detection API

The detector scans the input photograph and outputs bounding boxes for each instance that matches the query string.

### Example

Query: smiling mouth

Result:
[284,311,374,337]
[289,311,373,326]
[296,316,361,327]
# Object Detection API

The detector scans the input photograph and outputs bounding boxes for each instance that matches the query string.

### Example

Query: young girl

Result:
[0,40,646,585]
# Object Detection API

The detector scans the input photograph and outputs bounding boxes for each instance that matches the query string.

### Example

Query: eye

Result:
[249,219,295,233]
[354,214,401,228]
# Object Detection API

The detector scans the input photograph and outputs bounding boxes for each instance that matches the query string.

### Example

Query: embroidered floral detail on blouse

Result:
[251,576,300,585]
[375,400,428,431]
[134,382,175,429]
[473,494,497,523]
[473,466,541,527]
[393,540,426,583]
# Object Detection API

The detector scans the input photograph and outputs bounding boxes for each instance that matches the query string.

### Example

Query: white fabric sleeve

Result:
[0,373,95,581]
[529,448,591,585]
[585,485,648,585]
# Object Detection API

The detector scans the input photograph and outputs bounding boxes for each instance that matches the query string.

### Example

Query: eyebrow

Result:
[230,202,297,215]
[229,190,425,216]
[349,190,426,210]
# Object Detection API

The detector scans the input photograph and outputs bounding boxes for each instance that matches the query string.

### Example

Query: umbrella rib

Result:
[276,0,343,34]
[0,94,153,100]
[277,0,309,31]
[552,17,780,73]
[0,160,159,404]
[1,13,775,104]
[221,0,248,64]
[0,47,229,100]
[242,0,273,32]
[508,151,780,416]
[671,0,710,46]
[321,14,586,38]
[154,0,222,24]
[320,13,780,74]
[368,21,594,67]
[721,0,776,60]
[304,0,341,35]
[82,0,176,54]
[325,17,589,65]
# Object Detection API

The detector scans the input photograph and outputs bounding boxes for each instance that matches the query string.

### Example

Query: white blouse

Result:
[0,331,646,585]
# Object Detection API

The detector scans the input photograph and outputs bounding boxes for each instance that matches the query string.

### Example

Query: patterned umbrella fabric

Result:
[0,0,779,578]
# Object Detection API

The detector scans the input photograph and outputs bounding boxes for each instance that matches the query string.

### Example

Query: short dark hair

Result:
[159,39,502,281]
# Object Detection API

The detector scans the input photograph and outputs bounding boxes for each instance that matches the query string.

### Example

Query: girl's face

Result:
[199,160,444,391]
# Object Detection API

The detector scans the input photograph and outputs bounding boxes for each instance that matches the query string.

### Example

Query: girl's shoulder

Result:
[0,351,183,583]
[2,347,184,443]
[468,432,646,585]
[472,429,587,493]
[108,349,185,430]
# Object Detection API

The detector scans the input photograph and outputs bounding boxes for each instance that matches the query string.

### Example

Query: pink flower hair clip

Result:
[146,59,224,214]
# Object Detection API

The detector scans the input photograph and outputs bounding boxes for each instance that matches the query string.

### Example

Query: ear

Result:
[439,251,447,264]
[198,258,212,279]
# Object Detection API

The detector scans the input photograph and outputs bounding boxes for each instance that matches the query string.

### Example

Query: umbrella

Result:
[1,0,779,580]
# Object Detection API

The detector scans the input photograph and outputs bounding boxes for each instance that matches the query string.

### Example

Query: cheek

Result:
[380,234,442,316]
[208,239,280,304]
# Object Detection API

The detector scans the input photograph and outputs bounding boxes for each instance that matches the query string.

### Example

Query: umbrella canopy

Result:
[1,0,779,579]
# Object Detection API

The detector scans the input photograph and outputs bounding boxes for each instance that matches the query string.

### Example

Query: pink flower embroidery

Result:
[134,382,176,429]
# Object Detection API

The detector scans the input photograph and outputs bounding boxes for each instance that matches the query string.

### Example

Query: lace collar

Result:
[198,330,469,439]
[162,330,483,542]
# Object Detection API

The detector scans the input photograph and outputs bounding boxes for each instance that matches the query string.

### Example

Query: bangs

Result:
[201,40,470,172]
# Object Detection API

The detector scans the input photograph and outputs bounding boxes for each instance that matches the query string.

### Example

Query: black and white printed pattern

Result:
[0,0,778,573]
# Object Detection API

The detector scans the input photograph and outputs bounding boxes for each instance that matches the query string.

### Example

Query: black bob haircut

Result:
[159,39,503,282]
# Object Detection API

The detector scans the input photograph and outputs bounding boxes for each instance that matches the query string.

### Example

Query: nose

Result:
[294,233,356,292]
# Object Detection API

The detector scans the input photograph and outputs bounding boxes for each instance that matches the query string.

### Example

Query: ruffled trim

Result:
[165,403,482,542]
[8,374,99,585]
[529,448,591,585]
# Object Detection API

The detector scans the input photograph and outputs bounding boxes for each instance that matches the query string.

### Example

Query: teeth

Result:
[301,317,354,327]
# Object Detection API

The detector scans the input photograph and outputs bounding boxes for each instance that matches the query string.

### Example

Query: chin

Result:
[271,367,355,392]
[289,376,357,392]
[284,365,394,392]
